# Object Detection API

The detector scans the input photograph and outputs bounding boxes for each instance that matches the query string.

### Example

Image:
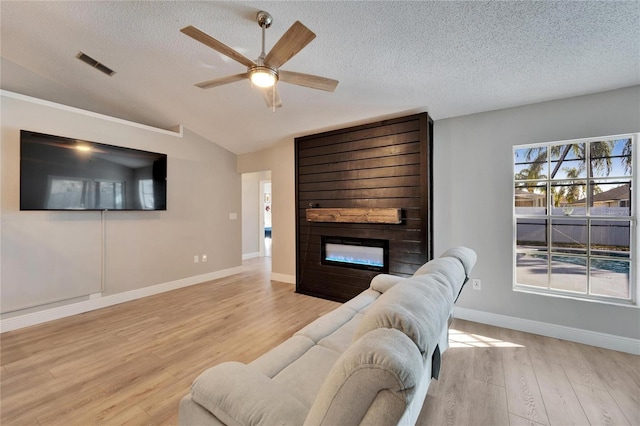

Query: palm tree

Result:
[561,167,584,204]
[589,140,615,177]
[515,168,547,183]
[621,138,632,175]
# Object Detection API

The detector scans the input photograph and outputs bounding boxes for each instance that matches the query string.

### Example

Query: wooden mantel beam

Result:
[305,208,402,224]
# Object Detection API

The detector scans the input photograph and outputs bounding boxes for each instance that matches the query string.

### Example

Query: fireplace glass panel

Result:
[321,236,389,272]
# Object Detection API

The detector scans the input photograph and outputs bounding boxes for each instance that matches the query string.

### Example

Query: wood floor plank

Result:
[555,340,607,390]
[508,413,546,426]
[529,356,590,425]
[417,347,474,425]
[579,345,640,425]
[502,346,549,425]
[473,345,506,387]
[468,378,510,426]
[572,382,631,426]
[137,377,193,425]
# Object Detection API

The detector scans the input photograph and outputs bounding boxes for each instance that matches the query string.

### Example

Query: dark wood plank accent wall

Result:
[295,112,434,302]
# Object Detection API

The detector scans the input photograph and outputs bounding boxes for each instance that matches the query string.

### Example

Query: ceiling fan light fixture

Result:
[249,66,278,88]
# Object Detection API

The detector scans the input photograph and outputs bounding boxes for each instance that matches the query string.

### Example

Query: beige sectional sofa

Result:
[179,247,477,426]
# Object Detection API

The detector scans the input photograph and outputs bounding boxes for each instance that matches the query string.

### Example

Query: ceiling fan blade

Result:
[181,26,255,68]
[195,73,249,89]
[279,70,338,92]
[264,21,316,69]
[262,86,283,110]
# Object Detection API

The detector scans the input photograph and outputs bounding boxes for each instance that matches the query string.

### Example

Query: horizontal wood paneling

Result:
[298,153,422,175]
[298,131,421,158]
[299,198,424,209]
[295,113,433,302]
[296,119,421,150]
[298,164,421,183]
[298,141,421,167]
[299,187,421,200]
[299,175,420,192]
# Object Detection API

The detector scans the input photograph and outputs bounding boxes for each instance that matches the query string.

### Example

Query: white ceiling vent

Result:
[76,52,116,76]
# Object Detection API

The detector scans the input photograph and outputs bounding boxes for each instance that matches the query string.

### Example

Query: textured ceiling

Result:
[1,1,639,154]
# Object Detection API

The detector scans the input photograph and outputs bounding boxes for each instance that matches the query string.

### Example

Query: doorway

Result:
[241,171,272,261]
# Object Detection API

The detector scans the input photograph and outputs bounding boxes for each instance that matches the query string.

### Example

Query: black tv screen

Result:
[20,130,167,211]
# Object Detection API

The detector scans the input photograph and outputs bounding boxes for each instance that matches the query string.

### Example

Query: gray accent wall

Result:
[1,93,242,316]
[434,86,640,340]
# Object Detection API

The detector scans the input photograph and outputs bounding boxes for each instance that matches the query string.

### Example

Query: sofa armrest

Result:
[370,274,407,293]
[304,328,423,426]
[189,362,308,426]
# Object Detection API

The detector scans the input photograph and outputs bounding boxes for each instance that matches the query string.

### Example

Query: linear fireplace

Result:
[321,236,389,273]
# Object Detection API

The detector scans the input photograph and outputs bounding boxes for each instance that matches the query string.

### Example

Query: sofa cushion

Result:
[304,328,423,426]
[191,362,308,426]
[295,306,358,343]
[317,313,364,353]
[272,345,342,407]
[249,335,315,378]
[352,277,451,355]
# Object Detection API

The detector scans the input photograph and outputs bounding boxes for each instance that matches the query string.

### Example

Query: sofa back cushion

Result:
[304,328,423,426]
[413,246,476,302]
[351,277,450,355]
[412,257,465,301]
[440,246,477,277]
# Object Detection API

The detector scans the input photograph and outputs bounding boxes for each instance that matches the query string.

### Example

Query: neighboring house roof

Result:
[574,184,630,204]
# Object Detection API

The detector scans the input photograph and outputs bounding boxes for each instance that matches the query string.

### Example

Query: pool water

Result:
[530,253,630,274]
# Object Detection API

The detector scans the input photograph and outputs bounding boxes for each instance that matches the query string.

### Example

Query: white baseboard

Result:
[242,252,261,260]
[0,266,244,333]
[454,306,640,355]
[271,273,295,284]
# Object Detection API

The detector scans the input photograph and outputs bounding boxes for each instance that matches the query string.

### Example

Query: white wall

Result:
[1,92,242,318]
[435,86,640,340]
[238,86,640,342]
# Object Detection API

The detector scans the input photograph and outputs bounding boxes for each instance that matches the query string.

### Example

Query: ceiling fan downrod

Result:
[256,11,272,62]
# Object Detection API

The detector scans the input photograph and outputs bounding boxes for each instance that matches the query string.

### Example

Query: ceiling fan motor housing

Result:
[249,65,278,88]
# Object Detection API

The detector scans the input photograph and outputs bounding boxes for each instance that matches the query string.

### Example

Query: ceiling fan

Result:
[181,11,338,110]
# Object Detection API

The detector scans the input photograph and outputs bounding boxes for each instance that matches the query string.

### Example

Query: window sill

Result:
[513,285,638,308]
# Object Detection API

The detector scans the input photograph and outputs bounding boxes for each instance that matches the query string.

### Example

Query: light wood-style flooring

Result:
[1,257,638,425]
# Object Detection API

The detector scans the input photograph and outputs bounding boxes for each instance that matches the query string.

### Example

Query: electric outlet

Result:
[194,255,199,264]
[202,254,207,263]
[472,279,481,290]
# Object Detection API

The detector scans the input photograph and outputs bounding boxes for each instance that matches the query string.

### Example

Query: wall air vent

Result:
[76,52,116,76]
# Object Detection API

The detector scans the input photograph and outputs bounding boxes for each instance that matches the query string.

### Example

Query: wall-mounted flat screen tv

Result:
[20,130,167,211]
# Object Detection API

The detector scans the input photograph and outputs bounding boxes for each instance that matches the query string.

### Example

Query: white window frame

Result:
[513,133,638,307]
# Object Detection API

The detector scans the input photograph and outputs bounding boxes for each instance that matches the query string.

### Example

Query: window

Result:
[513,134,637,305]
